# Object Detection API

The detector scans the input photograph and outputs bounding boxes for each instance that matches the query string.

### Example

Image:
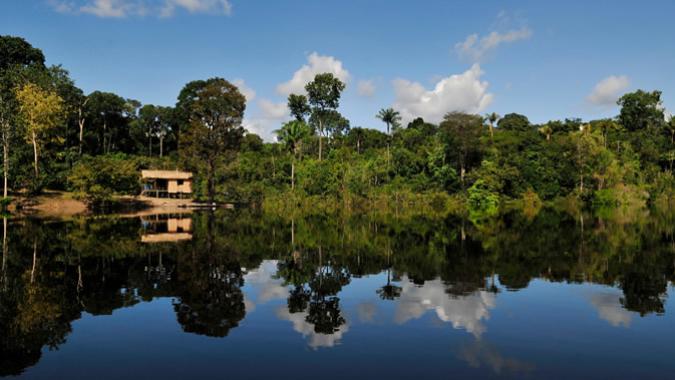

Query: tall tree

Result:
[618,90,665,132]
[177,78,245,203]
[0,36,45,197]
[497,113,531,131]
[276,120,310,190]
[86,91,126,154]
[439,112,484,189]
[15,83,64,182]
[305,73,345,161]
[376,107,401,165]
[287,94,310,122]
[485,112,499,142]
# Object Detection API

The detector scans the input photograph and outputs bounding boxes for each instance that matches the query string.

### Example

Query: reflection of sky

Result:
[243,260,350,349]
[395,276,496,337]
[242,260,289,313]
[275,307,350,350]
[587,290,634,327]
[458,340,535,374]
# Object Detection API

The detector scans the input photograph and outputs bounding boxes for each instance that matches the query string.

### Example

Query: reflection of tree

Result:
[172,214,247,338]
[377,268,401,300]
[173,265,245,337]
[305,252,349,334]
[620,271,667,315]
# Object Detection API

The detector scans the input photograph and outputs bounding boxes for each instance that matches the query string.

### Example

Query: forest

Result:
[1,35,673,216]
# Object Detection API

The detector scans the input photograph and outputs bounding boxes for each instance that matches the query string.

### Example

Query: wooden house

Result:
[141,170,193,198]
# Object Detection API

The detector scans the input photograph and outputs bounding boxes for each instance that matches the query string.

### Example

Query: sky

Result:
[2,0,675,140]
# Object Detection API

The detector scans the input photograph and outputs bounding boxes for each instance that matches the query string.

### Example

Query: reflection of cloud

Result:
[394,276,495,337]
[357,302,377,323]
[275,307,349,349]
[243,260,289,313]
[588,291,633,327]
[458,340,535,374]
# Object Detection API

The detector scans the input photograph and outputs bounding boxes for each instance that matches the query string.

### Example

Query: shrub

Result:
[68,154,140,208]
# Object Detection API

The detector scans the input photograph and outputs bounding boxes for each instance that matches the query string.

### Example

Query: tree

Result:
[439,112,484,189]
[497,113,531,131]
[538,124,552,141]
[178,78,246,203]
[376,108,401,136]
[276,120,310,190]
[485,112,499,142]
[85,91,126,154]
[0,36,46,197]
[376,107,401,164]
[305,73,345,161]
[618,90,665,132]
[0,36,45,71]
[15,83,64,184]
[136,104,172,157]
[287,94,310,122]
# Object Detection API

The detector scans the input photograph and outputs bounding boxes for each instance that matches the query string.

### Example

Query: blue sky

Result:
[2,0,674,140]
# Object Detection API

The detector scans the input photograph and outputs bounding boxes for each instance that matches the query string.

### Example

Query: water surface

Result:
[1,209,674,379]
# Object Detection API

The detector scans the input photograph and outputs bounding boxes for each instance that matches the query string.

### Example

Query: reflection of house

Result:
[141,170,193,198]
[141,214,193,243]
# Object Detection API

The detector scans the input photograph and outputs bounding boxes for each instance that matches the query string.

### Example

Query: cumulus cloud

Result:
[232,79,256,103]
[49,0,232,18]
[456,27,532,62]
[586,75,630,106]
[392,64,493,124]
[242,98,290,141]
[357,79,376,97]
[276,307,350,349]
[276,52,350,96]
[394,276,496,338]
[587,291,634,327]
[458,340,536,374]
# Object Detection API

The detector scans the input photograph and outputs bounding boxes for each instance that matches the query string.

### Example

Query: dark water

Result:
[1,208,674,379]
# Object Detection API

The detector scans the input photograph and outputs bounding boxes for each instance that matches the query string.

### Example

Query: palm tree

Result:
[538,124,552,141]
[276,120,310,190]
[376,108,401,136]
[376,108,401,164]
[485,112,499,142]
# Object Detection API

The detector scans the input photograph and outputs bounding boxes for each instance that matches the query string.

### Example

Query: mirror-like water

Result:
[1,209,674,379]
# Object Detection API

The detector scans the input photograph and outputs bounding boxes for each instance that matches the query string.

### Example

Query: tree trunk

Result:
[78,116,85,156]
[32,130,39,180]
[357,137,361,154]
[318,118,324,161]
[159,136,164,158]
[3,140,8,198]
[148,136,152,157]
[102,119,107,154]
[489,122,494,143]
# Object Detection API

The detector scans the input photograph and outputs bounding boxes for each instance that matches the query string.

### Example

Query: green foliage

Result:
[468,179,500,218]
[68,154,140,207]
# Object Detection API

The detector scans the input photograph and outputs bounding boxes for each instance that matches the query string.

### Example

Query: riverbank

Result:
[11,191,203,218]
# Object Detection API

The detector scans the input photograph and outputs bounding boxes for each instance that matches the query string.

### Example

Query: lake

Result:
[1,208,674,379]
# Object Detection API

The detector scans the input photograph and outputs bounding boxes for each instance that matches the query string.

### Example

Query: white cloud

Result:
[357,79,376,97]
[160,0,231,17]
[232,79,256,103]
[49,0,232,18]
[394,276,496,338]
[276,307,350,349]
[243,99,290,141]
[456,27,532,62]
[392,64,493,124]
[587,75,630,106]
[587,291,634,327]
[276,52,351,96]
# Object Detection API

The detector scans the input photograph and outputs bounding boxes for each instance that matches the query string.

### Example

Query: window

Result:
[177,180,184,185]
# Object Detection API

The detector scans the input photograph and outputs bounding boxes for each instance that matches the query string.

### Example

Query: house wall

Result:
[167,179,192,194]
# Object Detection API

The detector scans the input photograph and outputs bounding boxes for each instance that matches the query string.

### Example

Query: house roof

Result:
[141,170,193,180]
